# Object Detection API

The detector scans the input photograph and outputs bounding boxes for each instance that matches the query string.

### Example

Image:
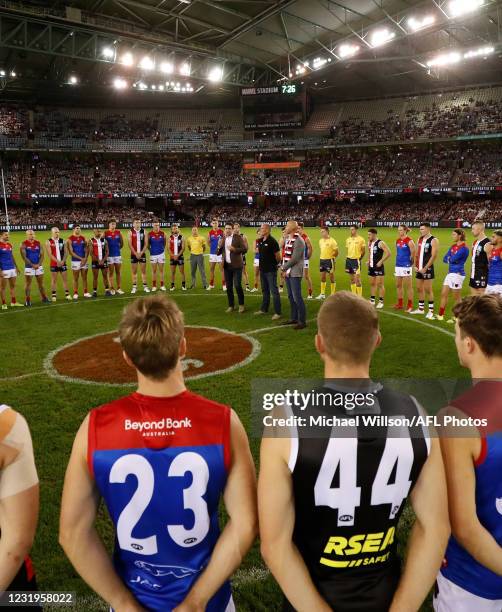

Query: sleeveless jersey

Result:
[209,229,223,255]
[368,239,384,268]
[131,228,146,253]
[22,240,42,266]
[301,233,310,259]
[105,230,122,257]
[48,237,66,262]
[488,247,502,286]
[88,390,232,612]
[441,381,502,599]
[169,234,183,256]
[68,235,87,261]
[289,384,430,610]
[148,231,166,256]
[471,237,490,279]
[0,242,14,271]
[416,235,435,269]
[395,236,412,267]
[90,237,106,260]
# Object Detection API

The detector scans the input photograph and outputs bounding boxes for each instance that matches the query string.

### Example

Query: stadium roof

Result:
[0,0,502,104]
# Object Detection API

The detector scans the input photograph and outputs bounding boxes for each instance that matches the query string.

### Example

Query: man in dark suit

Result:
[217,223,248,313]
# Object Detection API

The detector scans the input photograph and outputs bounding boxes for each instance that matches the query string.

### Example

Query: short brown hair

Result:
[453,228,465,241]
[453,295,502,358]
[119,295,185,380]
[317,291,379,364]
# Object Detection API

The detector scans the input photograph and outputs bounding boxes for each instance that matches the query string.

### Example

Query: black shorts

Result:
[320,258,334,273]
[469,273,488,289]
[5,558,41,610]
[170,257,185,266]
[283,561,400,612]
[131,255,146,264]
[345,258,361,275]
[416,267,434,280]
[50,265,67,273]
[368,265,385,277]
[92,261,108,270]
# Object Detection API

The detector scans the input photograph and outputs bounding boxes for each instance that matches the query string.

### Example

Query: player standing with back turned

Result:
[60,295,257,612]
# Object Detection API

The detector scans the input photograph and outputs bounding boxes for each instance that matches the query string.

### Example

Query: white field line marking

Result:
[0,293,267,317]
[246,318,317,335]
[0,370,44,382]
[379,310,455,337]
[42,325,261,387]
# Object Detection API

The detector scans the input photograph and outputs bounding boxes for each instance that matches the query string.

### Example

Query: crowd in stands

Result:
[2,197,502,227]
[4,144,502,196]
[330,98,502,145]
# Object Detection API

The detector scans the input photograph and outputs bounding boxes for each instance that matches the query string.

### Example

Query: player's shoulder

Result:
[0,405,23,440]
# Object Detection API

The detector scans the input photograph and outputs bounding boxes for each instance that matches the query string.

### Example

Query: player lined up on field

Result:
[0,220,501,322]
[2,292,502,611]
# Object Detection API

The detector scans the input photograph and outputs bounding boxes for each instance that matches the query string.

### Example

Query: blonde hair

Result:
[119,295,184,380]
[317,292,379,364]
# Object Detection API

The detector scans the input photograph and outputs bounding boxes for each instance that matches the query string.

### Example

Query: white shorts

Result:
[2,269,16,279]
[433,573,502,612]
[395,266,412,277]
[25,266,44,277]
[304,260,309,270]
[108,256,122,265]
[71,261,88,271]
[486,284,502,296]
[444,273,466,290]
[209,254,222,264]
[150,254,165,264]
[253,258,260,267]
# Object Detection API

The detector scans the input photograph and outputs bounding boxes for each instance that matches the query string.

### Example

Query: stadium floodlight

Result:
[312,57,328,69]
[208,66,223,82]
[10,71,16,77]
[370,28,395,47]
[426,51,462,67]
[151,84,156,90]
[140,56,155,71]
[464,45,494,58]
[408,15,436,31]
[160,61,174,74]
[102,47,115,59]
[448,0,483,18]
[113,77,128,89]
[338,43,359,58]
[120,52,134,66]
[295,64,307,75]
[180,62,191,76]
[0,70,6,77]
[138,81,148,90]
[68,75,78,85]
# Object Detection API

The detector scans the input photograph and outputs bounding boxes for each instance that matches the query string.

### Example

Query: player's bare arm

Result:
[128,231,138,259]
[306,237,313,259]
[440,406,502,576]
[45,240,57,265]
[20,243,30,267]
[59,415,146,612]
[174,410,257,611]
[258,436,331,612]
[377,241,391,267]
[389,435,449,612]
[0,413,39,591]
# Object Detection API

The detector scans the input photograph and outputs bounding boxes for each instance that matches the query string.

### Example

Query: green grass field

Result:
[0,226,470,611]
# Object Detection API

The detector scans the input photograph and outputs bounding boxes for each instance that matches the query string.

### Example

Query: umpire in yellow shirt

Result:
[317,228,339,299]
[186,226,207,289]
[345,225,365,295]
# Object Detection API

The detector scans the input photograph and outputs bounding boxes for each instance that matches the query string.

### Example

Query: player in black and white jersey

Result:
[258,292,448,612]
[469,221,492,295]
[411,223,439,319]
[367,228,390,309]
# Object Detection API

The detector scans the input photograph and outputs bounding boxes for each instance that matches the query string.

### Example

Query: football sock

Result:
[321,282,326,294]
[330,282,336,295]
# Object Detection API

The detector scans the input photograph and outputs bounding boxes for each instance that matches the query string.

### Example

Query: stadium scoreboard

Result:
[241,83,306,130]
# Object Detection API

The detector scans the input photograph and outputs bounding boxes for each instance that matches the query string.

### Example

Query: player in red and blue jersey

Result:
[105,219,124,296]
[435,295,502,612]
[20,229,49,306]
[208,219,226,291]
[393,225,415,312]
[147,220,166,292]
[67,225,90,300]
[486,230,502,297]
[60,296,257,612]
[0,230,22,309]
[437,229,470,322]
